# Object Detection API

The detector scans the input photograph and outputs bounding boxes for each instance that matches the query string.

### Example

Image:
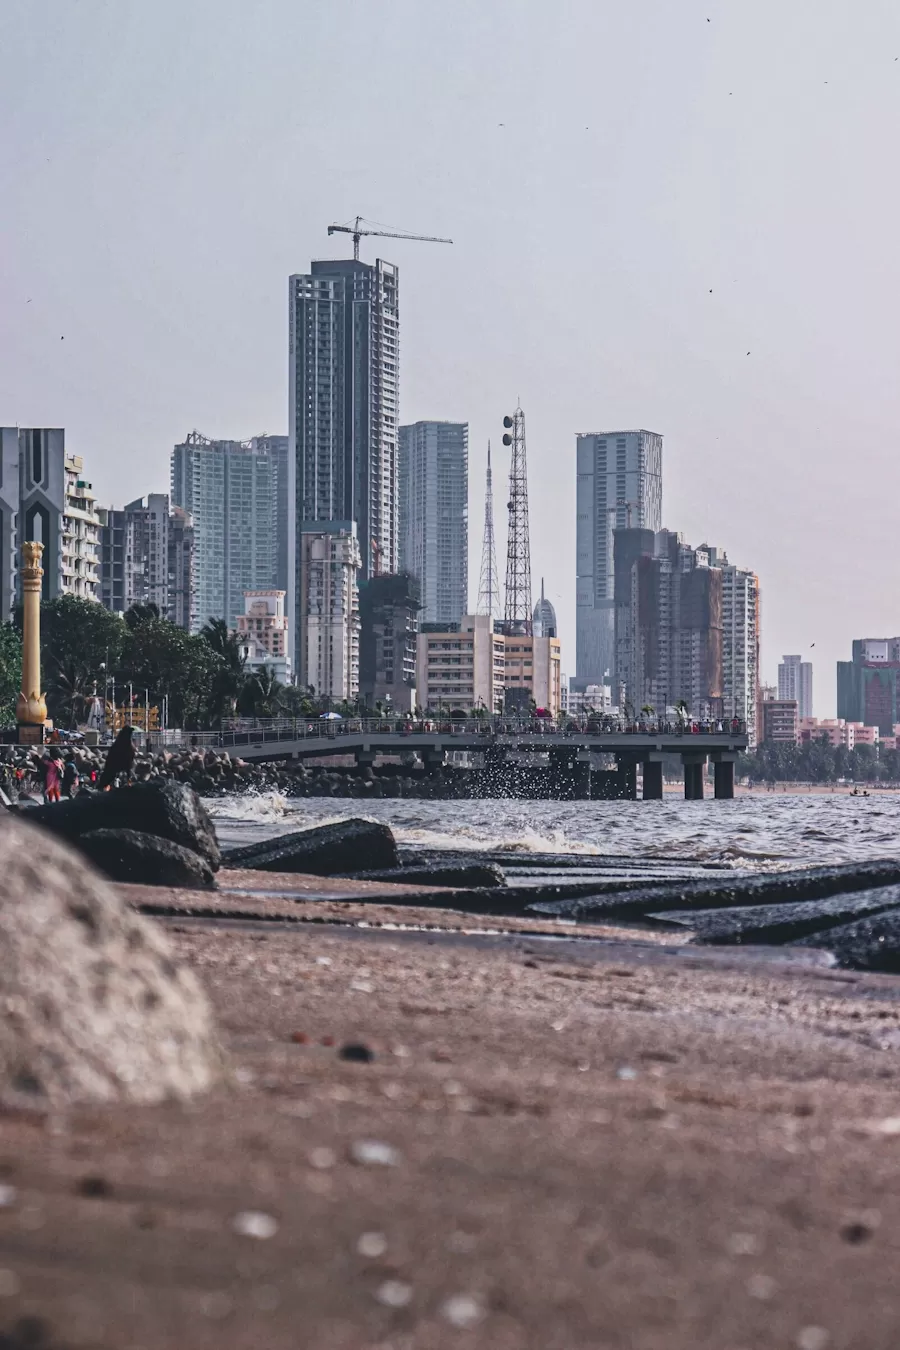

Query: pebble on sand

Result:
[440,1294,485,1329]
[350,1140,401,1167]
[375,1279,413,1309]
[356,1231,388,1258]
[796,1329,829,1350]
[309,1147,337,1170]
[232,1211,278,1240]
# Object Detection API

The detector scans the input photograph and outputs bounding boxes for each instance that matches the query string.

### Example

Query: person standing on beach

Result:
[43,750,63,803]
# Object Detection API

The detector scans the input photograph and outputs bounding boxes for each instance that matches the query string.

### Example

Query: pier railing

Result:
[155,715,747,751]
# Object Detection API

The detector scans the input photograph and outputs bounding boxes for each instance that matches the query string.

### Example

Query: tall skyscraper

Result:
[288,258,399,672]
[0,429,101,615]
[575,430,662,686]
[398,421,467,626]
[716,561,761,746]
[778,654,813,719]
[170,432,288,633]
[613,528,723,719]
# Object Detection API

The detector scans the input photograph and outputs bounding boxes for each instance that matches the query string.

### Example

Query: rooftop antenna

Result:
[477,442,501,619]
[502,406,533,636]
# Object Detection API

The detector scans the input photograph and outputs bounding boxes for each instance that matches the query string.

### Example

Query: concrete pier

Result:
[684,760,706,800]
[713,758,736,799]
[642,760,664,800]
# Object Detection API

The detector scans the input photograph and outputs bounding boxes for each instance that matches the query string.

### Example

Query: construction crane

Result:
[327,215,452,261]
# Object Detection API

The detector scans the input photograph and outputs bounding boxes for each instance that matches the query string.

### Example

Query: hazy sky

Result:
[3,0,900,716]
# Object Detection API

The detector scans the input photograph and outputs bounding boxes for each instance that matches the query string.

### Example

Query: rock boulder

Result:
[221,817,399,875]
[24,780,221,871]
[78,829,216,890]
[0,816,222,1104]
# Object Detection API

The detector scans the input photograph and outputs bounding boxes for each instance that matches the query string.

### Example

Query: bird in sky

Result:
[709,288,713,293]
[60,335,64,340]
[746,350,751,355]
[810,642,816,648]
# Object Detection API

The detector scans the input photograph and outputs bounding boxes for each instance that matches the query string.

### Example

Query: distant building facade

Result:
[288,258,400,670]
[170,431,288,633]
[0,429,102,614]
[415,616,560,717]
[613,527,723,719]
[837,639,900,735]
[167,506,195,632]
[236,590,290,684]
[760,699,799,744]
[358,573,420,713]
[576,430,662,687]
[297,523,360,702]
[779,654,813,720]
[533,581,557,638]
[711,556,760,747]
[398,420,468,627]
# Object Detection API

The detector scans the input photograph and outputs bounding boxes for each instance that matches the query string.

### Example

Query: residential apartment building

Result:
[99,494,170,615]
[358,573,420,713]
[0,429,102,614]
[713,557,760,746]
[576,429,662,686]
[167,506,195,632]
[779,654,813,720]
[613,527,723,719]
[415,616,561,717]
[837,639,900,735]
[288,258,399,669]
[760,699,799,744]
[61,455,101,602]
[504,633,562,717]
[799,718,881,749]
[398,421,468,627]
[170,431,288,633]
[417,615,504,714]
[236,590,290,684]
[297,523,361,701]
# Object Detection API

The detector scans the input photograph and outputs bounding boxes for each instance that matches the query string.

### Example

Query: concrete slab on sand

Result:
[4,886,900,1348]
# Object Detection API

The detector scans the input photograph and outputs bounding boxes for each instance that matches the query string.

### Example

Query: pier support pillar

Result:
[615,756,638,801]
[573,757,591,800]
[594,770,620,799]
[683,758,706,799]
[713,757,735,799]
[642,760,664,800]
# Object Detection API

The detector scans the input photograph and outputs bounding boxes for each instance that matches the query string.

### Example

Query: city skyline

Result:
[5,2,900,714]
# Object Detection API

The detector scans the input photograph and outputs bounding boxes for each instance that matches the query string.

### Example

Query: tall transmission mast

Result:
[502,406,533,635]
[476,442,501,619]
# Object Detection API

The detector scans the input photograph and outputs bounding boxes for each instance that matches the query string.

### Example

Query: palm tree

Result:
[242,665,285,719]
[200,618,246,725]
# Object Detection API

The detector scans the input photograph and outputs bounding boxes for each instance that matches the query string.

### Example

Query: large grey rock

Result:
[78,829,215,890]
[527,858,900,921]
[796,908,900,970]
[221,817,400,875]
[25,780,220,871]
[0,816,222,1104]
[652,885,900,945]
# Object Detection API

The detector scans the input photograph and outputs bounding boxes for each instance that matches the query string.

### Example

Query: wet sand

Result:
[3,882,900,1348]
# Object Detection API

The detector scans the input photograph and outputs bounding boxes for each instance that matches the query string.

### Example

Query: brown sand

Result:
[3,883,900,1348]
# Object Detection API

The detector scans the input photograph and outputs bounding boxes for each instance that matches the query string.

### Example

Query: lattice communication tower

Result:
[502,406,533,635]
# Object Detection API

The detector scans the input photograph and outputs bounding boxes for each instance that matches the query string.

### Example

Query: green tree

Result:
[0,623,22,727]
[37,596,126,726]
[121,618,223,729]
[200,618,246,725]
[239,665,286,719]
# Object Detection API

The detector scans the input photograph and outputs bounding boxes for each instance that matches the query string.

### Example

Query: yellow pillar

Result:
[16,541,47,734]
